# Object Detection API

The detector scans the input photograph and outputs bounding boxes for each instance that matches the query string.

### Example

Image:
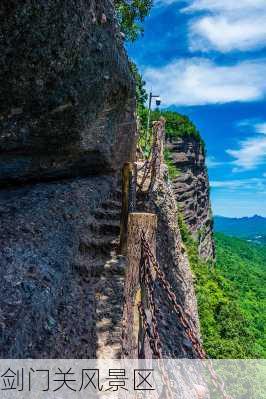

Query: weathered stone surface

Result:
[0,0,136,184]
[137,179,201,358]
[167,137,215,260]
[0,176,126,358]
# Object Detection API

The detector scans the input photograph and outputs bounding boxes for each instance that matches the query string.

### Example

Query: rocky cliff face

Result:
[167,137,215,260]
[136,180,201,358]
[0,0,136,184]
[0,0,135,358]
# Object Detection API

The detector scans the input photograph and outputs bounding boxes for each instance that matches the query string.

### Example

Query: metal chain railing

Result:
[141,233,205,358]
[139,231,232,399]
[120,118,231,398]
[137,118,165,192]
[137,157,153,192]
[139,249,163,358]
[139,240,174,399]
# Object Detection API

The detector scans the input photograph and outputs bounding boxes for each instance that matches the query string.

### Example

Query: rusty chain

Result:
[141,233,206,359]
[138,302,160,358]
[139,251,163,358]
[139,231,232,399]
[138,306,174,399]
[137,129,159,191]
[139,242,174,399]
[137,159,152,191]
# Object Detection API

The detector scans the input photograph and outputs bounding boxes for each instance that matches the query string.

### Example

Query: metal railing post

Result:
[119,162,137,255]
[121,212,157,358]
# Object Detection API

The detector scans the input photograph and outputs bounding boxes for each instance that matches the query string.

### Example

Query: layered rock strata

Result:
[167,137,215,260]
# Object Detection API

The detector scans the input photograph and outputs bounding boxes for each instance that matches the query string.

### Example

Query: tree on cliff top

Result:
[114,0,153,41]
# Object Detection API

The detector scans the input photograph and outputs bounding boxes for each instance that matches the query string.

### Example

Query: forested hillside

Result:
[180,222,266,358]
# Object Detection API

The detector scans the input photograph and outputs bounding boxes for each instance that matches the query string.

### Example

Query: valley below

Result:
[190,228,266,359]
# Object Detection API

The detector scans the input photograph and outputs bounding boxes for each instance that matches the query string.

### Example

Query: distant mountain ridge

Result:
[214,215,266,244]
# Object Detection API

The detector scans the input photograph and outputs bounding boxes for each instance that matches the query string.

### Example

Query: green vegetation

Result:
[164,148,180,180]
[114,0,153,41]
[129,61,148,113]
[155,109,204,146]
[138,108,204,144]
[179,214,266,358]
[137,107,205,157]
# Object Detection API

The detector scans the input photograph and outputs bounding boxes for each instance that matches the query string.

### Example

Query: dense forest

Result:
[180,221,266,359]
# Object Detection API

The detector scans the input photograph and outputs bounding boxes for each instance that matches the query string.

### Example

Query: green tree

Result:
[114,0,153,41]
[130,61,148,110]
[137,107,206,156]
[179,222,266,359]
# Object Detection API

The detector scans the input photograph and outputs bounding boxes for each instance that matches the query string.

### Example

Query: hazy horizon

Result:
[214,214,266,219]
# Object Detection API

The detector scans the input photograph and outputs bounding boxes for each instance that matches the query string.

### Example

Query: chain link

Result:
[139,252,163,358]
[137,129,158,191]
[139,242,174,399]
[139,231,232,399]
[141,233,206,358]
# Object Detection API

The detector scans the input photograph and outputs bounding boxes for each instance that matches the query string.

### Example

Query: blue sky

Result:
[127,0,266,217]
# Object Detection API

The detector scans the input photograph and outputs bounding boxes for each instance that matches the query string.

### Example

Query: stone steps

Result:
[95,271,125,359]
[93,208,121,220]
[101,199,121,211]
[90,219,120,236]
[79,236,119,256]
[76,192,125,359]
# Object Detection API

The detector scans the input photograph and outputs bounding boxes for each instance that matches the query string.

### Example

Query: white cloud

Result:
[189,15,266,52]
[227,119,266,171]
[183,0,266,13]
[226,136,266,171]
[211,177,266,190]
[255,123,266,135]
[183,0,266,52]
[143,58,266,106]
[211,179,246,189]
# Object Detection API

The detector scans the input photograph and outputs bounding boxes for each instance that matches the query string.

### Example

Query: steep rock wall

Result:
[0,0,135,358]
[0,177,117,358]
[133,178,201,358]
[0,0,136,184]
[167,137,215,260]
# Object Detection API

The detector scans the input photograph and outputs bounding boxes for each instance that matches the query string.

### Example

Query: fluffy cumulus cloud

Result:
[183,0,266,52]
[143,58,266,106]
[189,15,266,53]
[227,137,266,171]
[183,0,266,13]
